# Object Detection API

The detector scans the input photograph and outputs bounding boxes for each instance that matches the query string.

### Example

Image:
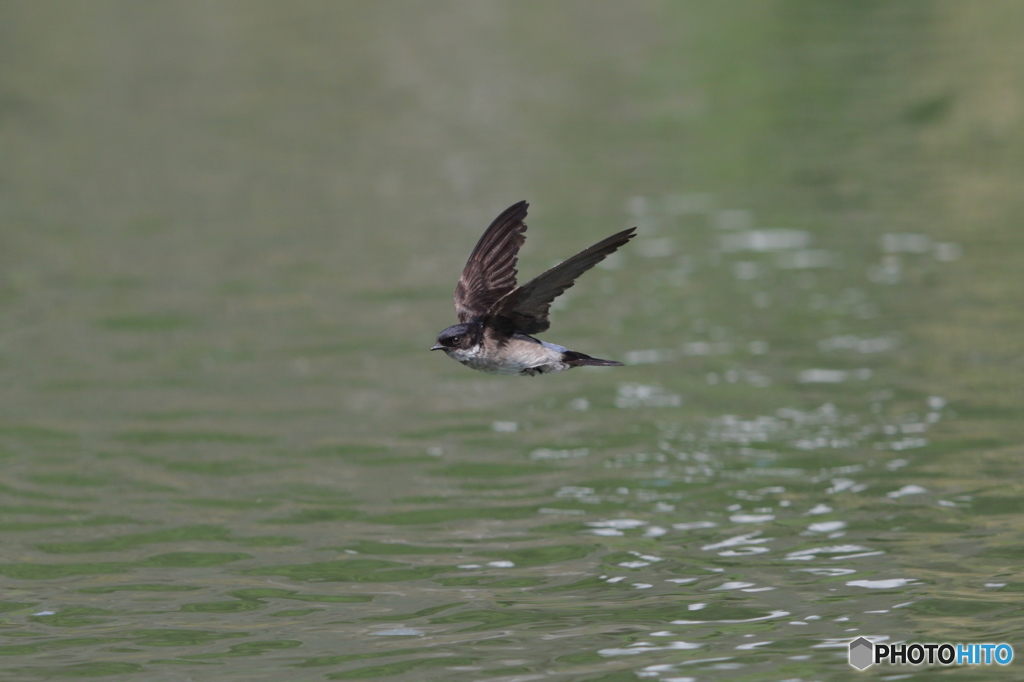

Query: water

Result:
[1,3,1023,680]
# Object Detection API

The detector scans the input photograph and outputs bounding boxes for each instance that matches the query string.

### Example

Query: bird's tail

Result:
[562,350,623,367]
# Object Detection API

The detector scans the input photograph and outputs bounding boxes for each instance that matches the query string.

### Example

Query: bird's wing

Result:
[454,201,529,323]
[486,227,636,334]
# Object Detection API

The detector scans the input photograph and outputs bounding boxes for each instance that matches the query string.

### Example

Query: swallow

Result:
[432,200,635,376]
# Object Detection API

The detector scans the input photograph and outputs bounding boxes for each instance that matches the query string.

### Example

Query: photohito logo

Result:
[849,637,1013,670]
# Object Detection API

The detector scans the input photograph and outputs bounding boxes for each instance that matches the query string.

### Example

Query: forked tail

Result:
[562,350,623,367]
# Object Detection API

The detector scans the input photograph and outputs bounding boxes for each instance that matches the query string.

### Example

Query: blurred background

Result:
[1,2,1023,680]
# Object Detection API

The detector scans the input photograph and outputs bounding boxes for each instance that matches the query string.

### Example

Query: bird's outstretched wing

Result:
[487,227,636,334]
[454,201,529,323]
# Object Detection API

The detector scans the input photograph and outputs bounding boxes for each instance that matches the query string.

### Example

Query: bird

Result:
[431,200,635,376]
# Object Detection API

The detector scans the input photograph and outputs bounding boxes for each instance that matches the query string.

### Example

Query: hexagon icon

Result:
[848,637,874,670]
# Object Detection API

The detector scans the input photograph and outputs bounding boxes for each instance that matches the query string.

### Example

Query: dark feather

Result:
[487,227,636,334]
[562,350,623,367]
[454,201,529,323]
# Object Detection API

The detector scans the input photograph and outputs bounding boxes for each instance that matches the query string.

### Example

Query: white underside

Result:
[446,339,571,376]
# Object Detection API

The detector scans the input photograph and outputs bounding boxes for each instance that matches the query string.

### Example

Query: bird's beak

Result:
[430,344,444,351]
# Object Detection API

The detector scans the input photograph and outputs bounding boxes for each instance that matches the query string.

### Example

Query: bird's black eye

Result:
[450,336,461,345]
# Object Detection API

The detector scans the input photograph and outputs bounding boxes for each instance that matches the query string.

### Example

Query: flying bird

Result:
[432,201,635,376]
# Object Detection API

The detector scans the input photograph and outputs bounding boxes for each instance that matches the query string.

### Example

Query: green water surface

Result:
[1,3,1023,680]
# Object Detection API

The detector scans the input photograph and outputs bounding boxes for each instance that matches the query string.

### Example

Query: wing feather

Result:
[453,201,529,322]
[487,227,635,334]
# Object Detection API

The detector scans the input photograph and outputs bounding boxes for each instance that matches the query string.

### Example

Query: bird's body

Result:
[445,329,576,376]
[432,201,634,376]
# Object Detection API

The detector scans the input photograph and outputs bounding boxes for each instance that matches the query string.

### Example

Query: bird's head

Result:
[431,323,476,352]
